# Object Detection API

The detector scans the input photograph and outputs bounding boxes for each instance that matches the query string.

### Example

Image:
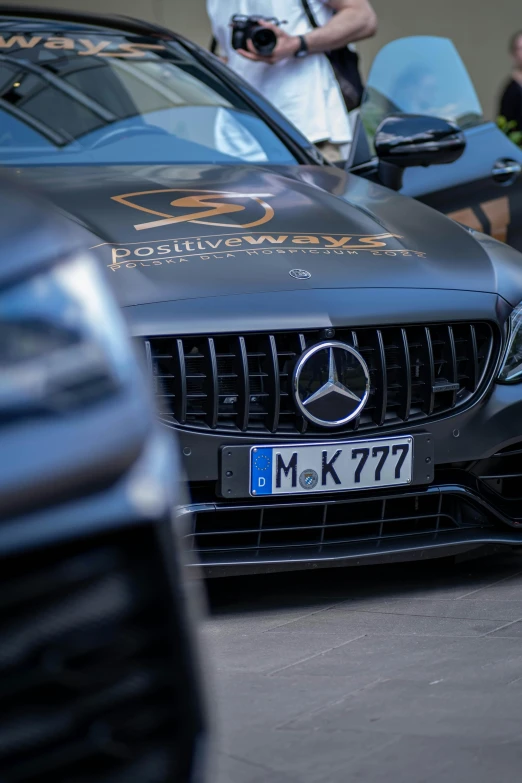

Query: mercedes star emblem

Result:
[293,341,370,427]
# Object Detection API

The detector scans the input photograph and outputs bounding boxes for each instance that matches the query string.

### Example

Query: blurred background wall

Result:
[18,0,520,120]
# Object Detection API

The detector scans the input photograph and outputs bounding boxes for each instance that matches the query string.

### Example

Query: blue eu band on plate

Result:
[250,436,413,497]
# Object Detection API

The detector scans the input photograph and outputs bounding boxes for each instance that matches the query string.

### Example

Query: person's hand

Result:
[236,20,300,65]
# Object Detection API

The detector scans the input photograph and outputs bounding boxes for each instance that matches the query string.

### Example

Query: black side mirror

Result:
[375,113,466,190]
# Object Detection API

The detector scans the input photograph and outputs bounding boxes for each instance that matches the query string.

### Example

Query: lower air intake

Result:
[0,526,198,783]
[189,490,494,556]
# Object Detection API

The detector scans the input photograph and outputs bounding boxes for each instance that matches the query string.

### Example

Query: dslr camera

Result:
[231,14,284,56]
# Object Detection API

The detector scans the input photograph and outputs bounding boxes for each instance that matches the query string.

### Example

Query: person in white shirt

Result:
[206,0,377,162]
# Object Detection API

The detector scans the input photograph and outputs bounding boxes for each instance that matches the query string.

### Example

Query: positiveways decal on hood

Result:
[19,164,499,307]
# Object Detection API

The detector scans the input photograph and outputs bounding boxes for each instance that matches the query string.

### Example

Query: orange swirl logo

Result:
[111,188,275,231]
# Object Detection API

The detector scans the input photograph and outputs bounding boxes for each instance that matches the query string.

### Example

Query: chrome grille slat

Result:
[374,329,387,425]
[469,324,480,390]
[267,335,280,433]
[237,335,250,432]
[446,325,458,407]
[424,326,436,415]
[147,322,496,436]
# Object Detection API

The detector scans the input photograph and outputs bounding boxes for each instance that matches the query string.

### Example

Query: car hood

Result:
[18,164,522,307]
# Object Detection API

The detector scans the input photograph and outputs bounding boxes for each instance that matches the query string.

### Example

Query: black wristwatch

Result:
[294,34,309,58]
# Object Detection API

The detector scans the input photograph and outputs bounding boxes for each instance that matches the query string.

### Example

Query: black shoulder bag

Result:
[300,0,364,111]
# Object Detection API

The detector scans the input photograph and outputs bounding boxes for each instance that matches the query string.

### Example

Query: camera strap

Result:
[300,0,320,31]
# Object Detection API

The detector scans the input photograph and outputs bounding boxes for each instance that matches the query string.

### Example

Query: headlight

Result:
[0,252,132,416]
[498,301,522,383]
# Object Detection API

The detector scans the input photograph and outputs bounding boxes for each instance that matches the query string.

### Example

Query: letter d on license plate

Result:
[250,436,413,496]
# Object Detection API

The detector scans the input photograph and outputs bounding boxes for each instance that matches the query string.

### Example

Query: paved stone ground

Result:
[203,550,522,783]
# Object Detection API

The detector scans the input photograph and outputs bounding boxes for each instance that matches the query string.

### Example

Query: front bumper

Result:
[0,427,209,780]
[174,380,522,576]
[127,287,519,575]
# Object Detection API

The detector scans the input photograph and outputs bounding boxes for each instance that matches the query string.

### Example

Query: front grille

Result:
[147,321,496,437]
[0,526,196,783]
[188,491,493,556]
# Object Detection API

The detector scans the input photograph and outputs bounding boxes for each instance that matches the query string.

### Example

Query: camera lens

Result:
[251,27,277,55]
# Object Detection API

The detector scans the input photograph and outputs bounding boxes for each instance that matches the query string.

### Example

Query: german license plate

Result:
[250,436,413,497]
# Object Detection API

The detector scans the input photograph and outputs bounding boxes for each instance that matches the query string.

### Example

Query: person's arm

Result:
[238,0,377,64]
[307,0,378,51]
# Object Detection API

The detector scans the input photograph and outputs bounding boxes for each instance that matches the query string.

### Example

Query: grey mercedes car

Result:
[0,176,208,779]
[4,8,522,575]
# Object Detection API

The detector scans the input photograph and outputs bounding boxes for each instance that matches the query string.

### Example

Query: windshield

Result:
[360,36,484,155]
[0,22,296,166]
